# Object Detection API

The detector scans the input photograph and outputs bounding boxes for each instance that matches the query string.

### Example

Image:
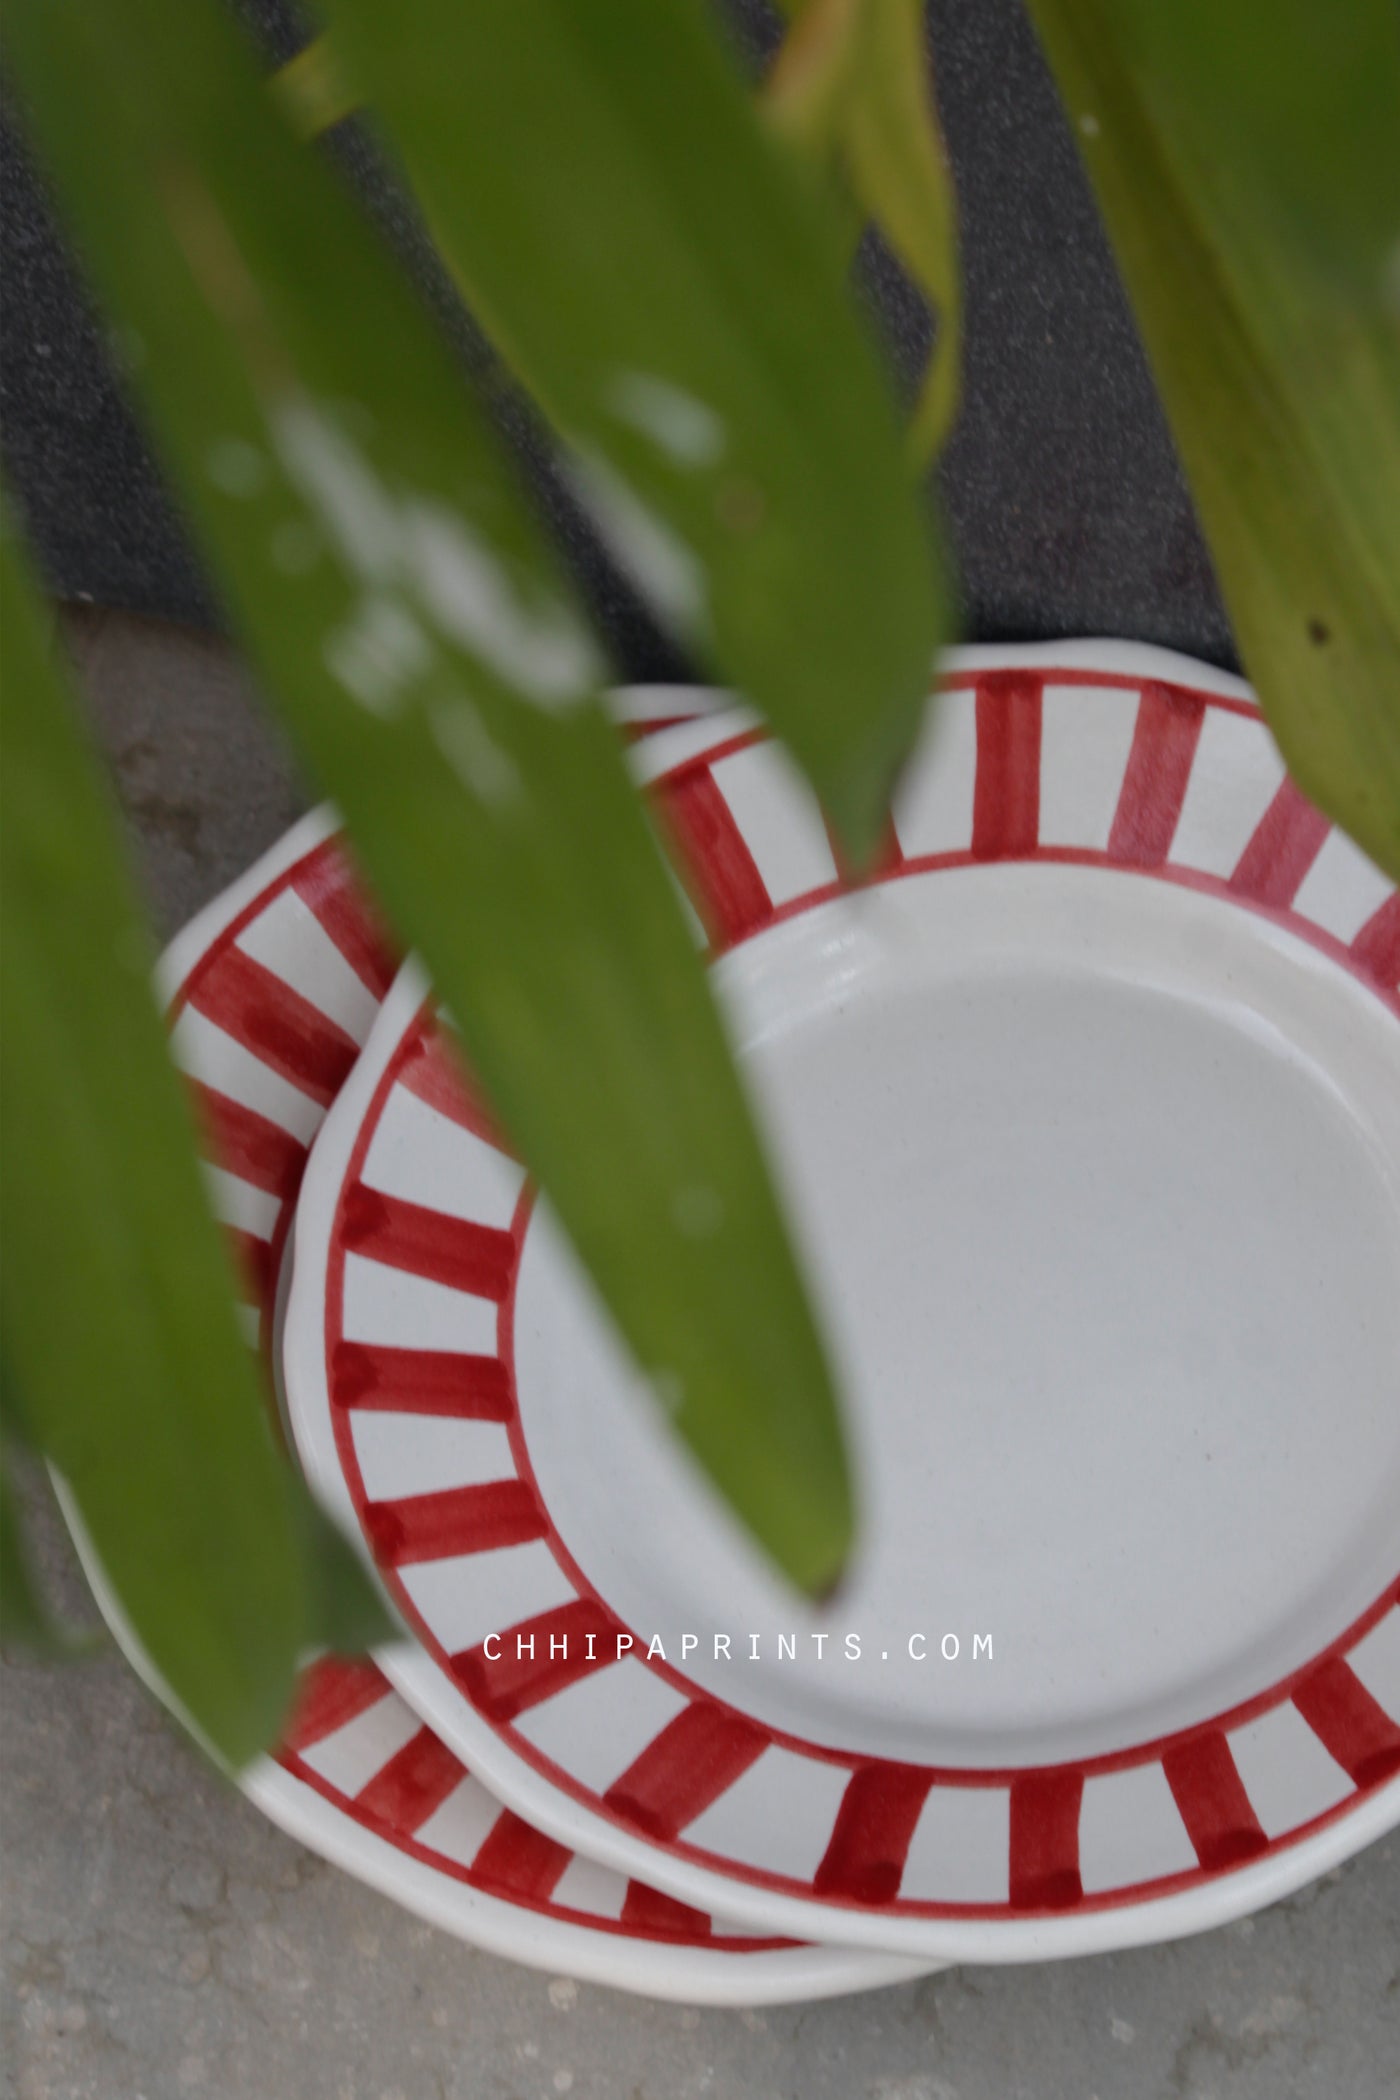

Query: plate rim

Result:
[76,685,938,2004]
[283,641,1400,1961]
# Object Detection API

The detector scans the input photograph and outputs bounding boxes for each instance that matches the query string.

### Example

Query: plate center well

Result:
[512,862,1400,1767]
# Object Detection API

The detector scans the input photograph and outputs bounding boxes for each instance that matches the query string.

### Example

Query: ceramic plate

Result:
[285,642,1400,1962]
[82,693,935,2002]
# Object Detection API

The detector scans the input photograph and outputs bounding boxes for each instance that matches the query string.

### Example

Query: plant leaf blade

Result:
[321,0,947,859]
[0,537,308,1756]
[6,0,856,1593]
[1026,0,1400,884]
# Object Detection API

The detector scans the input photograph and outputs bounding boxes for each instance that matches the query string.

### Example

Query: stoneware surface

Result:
[5,612,1398,2096]
[283,644,1400,1962]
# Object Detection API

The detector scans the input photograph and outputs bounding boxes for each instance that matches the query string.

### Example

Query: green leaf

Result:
[293,1489,400,1657]
[765,0,866,154]
[1026,0,1400,884]
[6,0,855,1592]
[840,0,961,462]
[0,534,306,1751]
[270,29,359,141]
[1110,1,1400,303]
[319,0,946,859]
[768,0,962,463]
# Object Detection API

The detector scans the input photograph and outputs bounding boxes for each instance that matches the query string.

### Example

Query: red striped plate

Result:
[285,642,1400,1961]
[69,691,939,2001]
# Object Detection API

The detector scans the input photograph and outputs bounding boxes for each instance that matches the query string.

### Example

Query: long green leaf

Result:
[1026,0,1400,883]
[841,0,961,462]
[0,537,308,1753]
[5,0,855,1591]
[768,0,962,462]
[1117,1,1400,301]
[319,0,946,859]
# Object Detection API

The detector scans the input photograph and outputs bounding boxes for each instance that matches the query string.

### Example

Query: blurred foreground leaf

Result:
[768,0,961,461]
[1027,0,1400,882]
[1115,0,1400,302]
[6,0,855,1593]
[270,28,358,140]
[322,0,946,858]
[0,538,391,1752]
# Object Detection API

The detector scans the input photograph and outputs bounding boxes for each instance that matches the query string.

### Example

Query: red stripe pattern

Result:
[188,945,361,1104]
[1229,779,1331,907]
[660,766,774,946]
[815,1764,935,1905]
[470,1809,573,1902]
[620,1881,713,1937]
[1352,894,1400,988]
[341,1184,516,1300]
[603,1703,769,1844]
[188,1083,307,1200]
[972,674,1042,859]
[1009,1772,1084,1910]
[356,1724,465,1834]
[282,1656,390,1754]
[363,1478,544,1566]
[1162,1732,1267,1871]
[398,1032,512,1148]
[1293,1658,1400,1788]
[1108,682,1205,867]
[290,845,398,998]
[453,1599,622,1723]
[332,1341,513,1421]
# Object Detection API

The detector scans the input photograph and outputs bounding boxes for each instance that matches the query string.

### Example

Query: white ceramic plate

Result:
[285,642,1400,1962]
[77,693,934,2002]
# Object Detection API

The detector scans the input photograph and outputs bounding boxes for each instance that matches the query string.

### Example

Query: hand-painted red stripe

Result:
[281,1656,390,1754]
[1293,1656,1400,1789]
[620,1881,713,1937]
[362,1478,544,1566]
[1162,1731,1267,1870]
[354,1724,464,1835]
[342,1185,515,1301]
[223,1226,274,1309]
[1008,1771,1083,1910]
[602,1702,768,1843]
[1228,779,1330,906]
[452,1597,621,1722]
[397,1034,511,1150]
[187,1083,307,1200]
[658,768,774,947]
[1351,893,1400,987]
[470,1809,572,1901]
[289,849,398,998]
[972,673,1042,859]
[1107,681,1206,867]
[814,1763,936,1915]
[189,946,360,1105]
[814,1762,934,1904]
[331,1341,513,1421]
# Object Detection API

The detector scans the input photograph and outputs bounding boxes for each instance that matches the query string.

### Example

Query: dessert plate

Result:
[80,694,937,2001]
[285,641,1400,1962]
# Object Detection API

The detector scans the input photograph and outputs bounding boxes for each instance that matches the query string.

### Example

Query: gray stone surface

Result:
[4,614,1400,2099]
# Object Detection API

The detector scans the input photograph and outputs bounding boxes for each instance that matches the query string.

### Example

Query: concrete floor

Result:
[3,610,1398,2100]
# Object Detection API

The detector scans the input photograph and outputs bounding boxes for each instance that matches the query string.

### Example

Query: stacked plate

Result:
[71,642,1400,2001]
